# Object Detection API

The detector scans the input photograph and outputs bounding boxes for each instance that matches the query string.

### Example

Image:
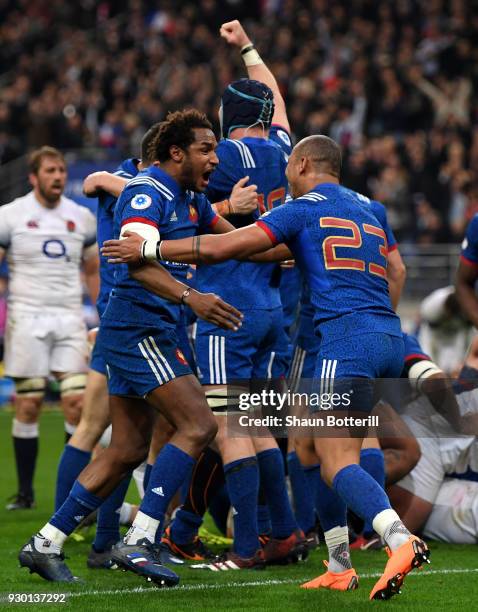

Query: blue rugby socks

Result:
[333,463,411,551]
[143,463,153,491]
[171,447,224,545]
[93,474,132,552]
[126,444,195,545]
[360,448,385,536]
[257,448,298,538]
[314,467,350,572]
[224,457,260,558]
[34,481,104,554]
[55,445,91,510]
[287,451,316,534]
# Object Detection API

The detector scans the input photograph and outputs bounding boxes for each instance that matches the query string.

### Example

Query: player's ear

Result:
[169,145,184,163]
[299,156,308,175]
[28,173,38,188]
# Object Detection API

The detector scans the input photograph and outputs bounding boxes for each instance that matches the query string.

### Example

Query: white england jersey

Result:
[0,191,97,314]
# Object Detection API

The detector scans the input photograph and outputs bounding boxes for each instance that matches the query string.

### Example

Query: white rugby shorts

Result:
[4,311,88,378]
[424,478,478,544]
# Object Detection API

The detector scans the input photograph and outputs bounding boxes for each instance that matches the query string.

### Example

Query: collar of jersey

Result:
[145,165,183,198]
[312,182,340,195]
[121,158,140,176]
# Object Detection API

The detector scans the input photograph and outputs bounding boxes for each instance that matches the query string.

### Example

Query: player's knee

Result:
[188,413,218,448]
[59,372,87,399]
[110,441,149,471]
[319,463,336,488]
[294,437,317,467]
[62,401,82,426]
[14,378,45,422]
[60,373,87,424]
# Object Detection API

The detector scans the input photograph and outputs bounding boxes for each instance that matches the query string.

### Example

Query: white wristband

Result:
[241,45,263,67]
[143,239,158,262]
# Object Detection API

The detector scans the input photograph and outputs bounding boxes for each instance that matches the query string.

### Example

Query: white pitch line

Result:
[66,568,478,598]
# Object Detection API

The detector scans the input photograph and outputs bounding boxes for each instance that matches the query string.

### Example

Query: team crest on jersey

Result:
[131,194,152,210]
[276,129,291,147]
[27,220,39,229]
[189,205,198,223]
[175,348,188,365]
[66,220,76,232]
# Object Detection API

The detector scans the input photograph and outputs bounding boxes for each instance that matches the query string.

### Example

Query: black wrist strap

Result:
[241,44,255,55]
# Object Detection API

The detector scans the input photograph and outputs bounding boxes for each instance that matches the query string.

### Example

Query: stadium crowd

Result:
[0,0,477,241]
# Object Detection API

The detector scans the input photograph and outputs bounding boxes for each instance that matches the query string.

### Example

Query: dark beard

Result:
[38,183,62,206]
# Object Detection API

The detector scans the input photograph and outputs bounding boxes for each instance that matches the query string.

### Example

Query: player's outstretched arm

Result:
[102,225,274,265]
[246,243,292,262]
[213,176,258,217]
[130,262,243,331]
[220,19,290,132]
[455,259,478,329]
[83,172,127,198]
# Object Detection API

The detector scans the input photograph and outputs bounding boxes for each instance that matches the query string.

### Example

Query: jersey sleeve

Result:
[118,185,166,233]
[460,215,478,267]
[0,204,13,249]
[371,200,397,252]
[255,203,303,245]
[82,207,97,248]
[195,195,220,232]
[269,124,292,156]
[97,192,117,217]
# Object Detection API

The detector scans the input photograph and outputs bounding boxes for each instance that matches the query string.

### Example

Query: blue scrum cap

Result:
[220,78,275,138]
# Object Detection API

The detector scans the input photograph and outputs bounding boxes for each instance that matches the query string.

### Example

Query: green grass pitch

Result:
[0,409,477,611]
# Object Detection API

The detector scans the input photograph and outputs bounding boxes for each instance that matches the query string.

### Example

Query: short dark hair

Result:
[140,123,161,164]
[147,109,213,163]
[28,146,65,174]
[295,135,342,178]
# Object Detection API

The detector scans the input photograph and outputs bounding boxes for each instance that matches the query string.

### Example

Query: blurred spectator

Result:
[0,0,476,241]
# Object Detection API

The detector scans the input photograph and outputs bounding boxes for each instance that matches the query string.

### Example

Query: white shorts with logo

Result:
[423,479,478,544]
[4,311,89,378]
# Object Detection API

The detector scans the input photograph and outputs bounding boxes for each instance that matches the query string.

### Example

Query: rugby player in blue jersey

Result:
[160,20,306,569]
[105,134,430,600]
[289,196,406,549]
[19,109,243,586]
[52,124,165,571]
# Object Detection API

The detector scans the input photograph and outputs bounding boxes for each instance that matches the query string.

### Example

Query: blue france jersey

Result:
[96,158,139,317]
[196,125,291,309]
[460,214,478,267]
[257,183,401,338]
[297,194,398,326]
[104,166,218,328]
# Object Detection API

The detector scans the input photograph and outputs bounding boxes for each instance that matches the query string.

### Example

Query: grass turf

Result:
[0,409,477,611]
